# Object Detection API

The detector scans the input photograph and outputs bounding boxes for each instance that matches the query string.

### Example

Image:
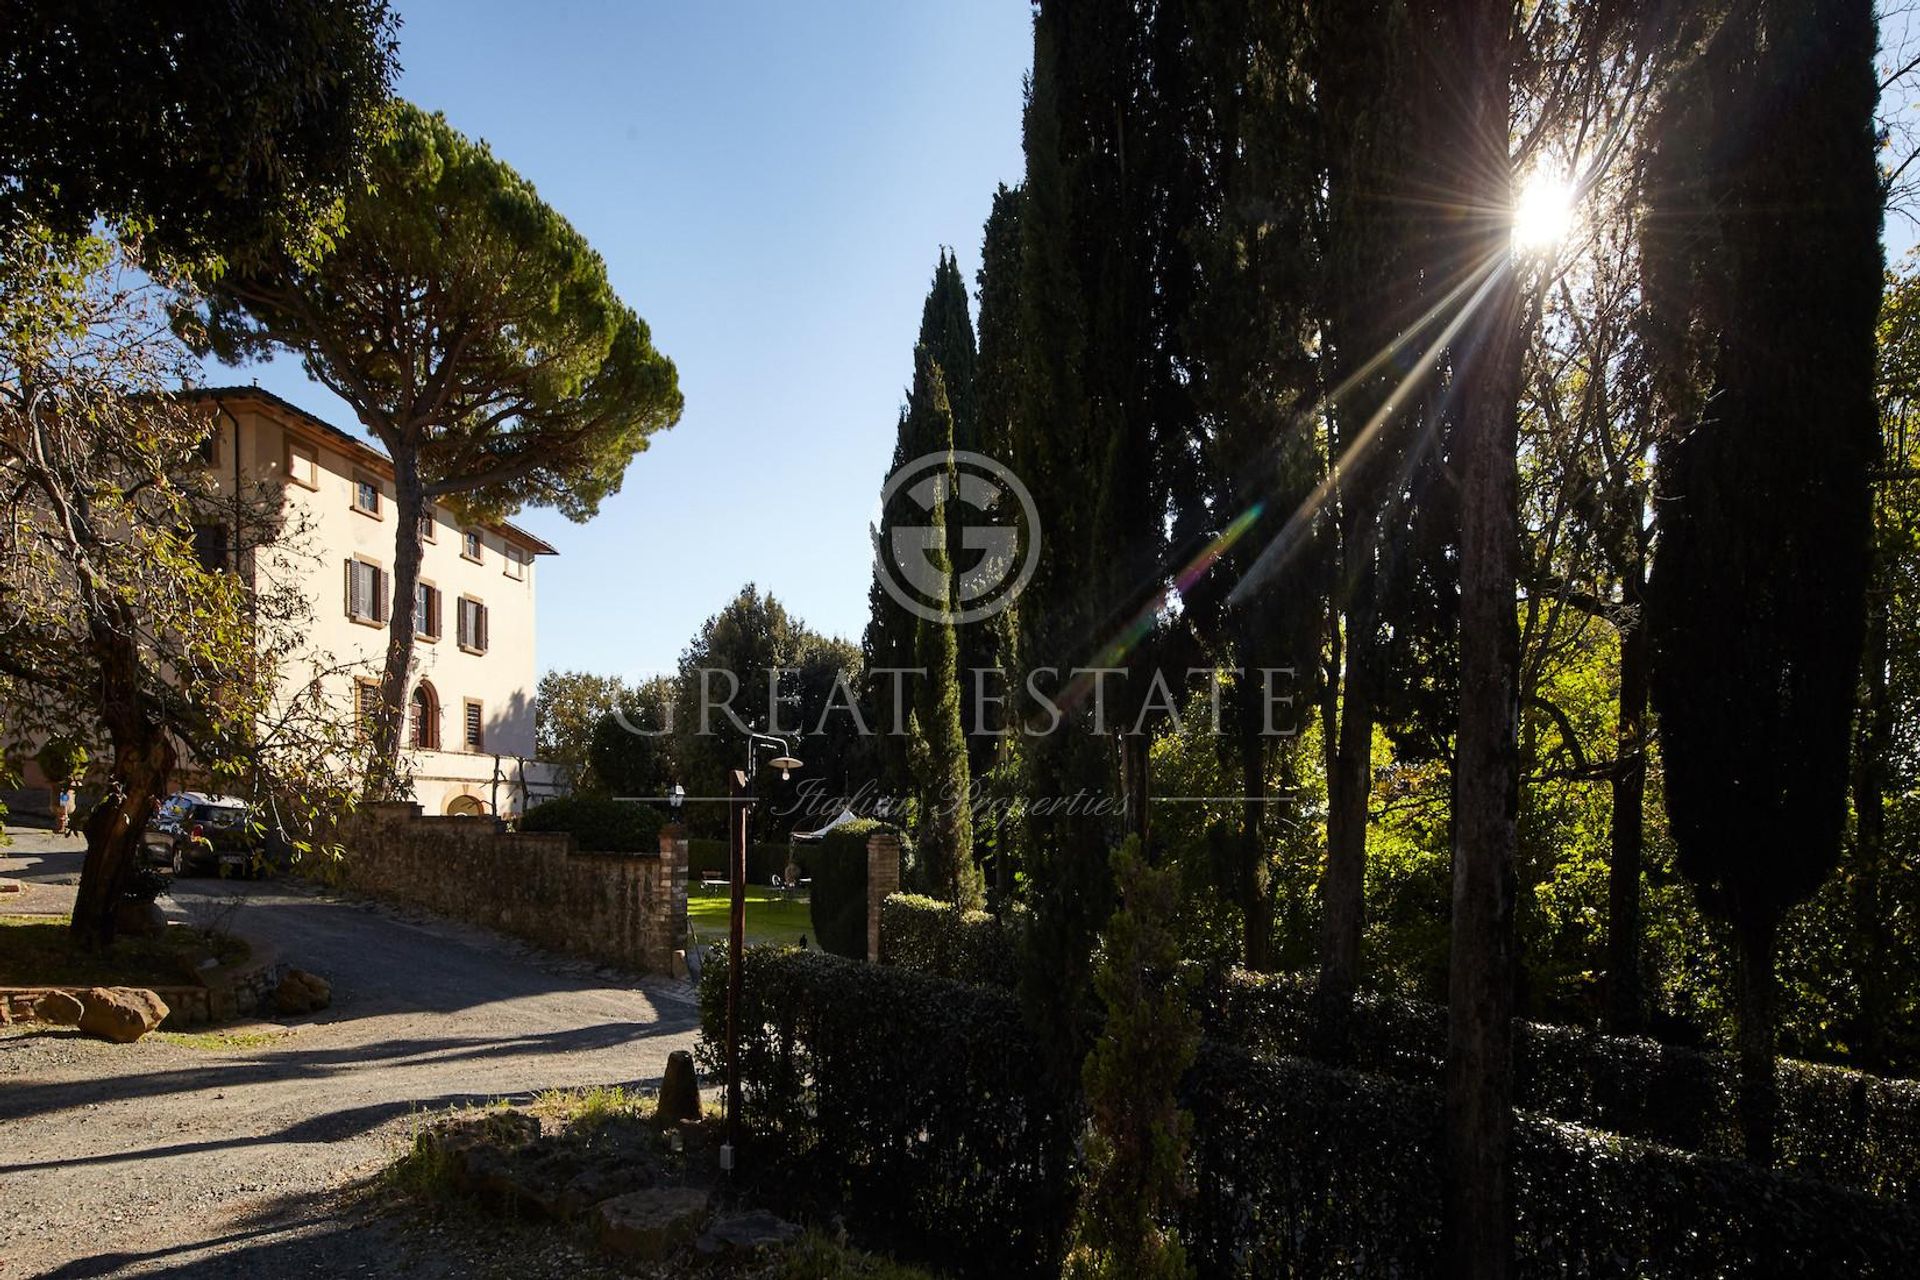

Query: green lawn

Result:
[687,885,813,948]
[0,914,246,986]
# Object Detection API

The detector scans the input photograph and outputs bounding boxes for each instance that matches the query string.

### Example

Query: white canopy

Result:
[792,807,863,842]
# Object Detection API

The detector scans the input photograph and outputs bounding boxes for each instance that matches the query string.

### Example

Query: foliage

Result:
[881,893,1021,987]
[1642,0,1882,1163]
[699,948,1919,1277]
[188,100,682,795]
[1210,969,1920,1201]
[518,796,662,854]
[807,819,895,960]
[0,0,398,271]
[906,363,980,910]
[33,737,88,785]
[864,250,981,802]
[1064,841,1198,1280]
[0,229,365,944]
[587,676,679,801]
[533,670,627,794]
[696,946,1075,1278]
[1183,1040,1920,1278]
[668,584,865,838]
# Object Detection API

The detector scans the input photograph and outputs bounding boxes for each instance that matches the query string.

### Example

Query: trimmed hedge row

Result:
[703,949,1920,1277]
[1210,969,1920,1201]
[696,945,1074,1277]
[879,893,1022,987]
[518,796,663,853]
[805,820,914,959]
[1185,1040,1920,1278]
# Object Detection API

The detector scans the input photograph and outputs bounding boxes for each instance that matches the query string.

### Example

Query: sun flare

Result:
[1512,172,1575,252]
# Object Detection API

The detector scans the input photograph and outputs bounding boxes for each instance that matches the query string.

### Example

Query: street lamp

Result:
[721,731,801,1175]
[666,783,685,821]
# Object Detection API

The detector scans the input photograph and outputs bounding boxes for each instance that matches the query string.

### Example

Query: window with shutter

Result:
[415,583,440,639]
[463,700,484,751]
[458,597,488,653]
[347,559,385,623]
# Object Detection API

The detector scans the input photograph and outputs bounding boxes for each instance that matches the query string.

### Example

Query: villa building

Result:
[180,386,565,818]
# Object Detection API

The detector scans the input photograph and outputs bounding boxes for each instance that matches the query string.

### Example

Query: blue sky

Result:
[211,1,1034,680]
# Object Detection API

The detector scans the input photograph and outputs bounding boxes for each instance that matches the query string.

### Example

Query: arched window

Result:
[409,681,440,750]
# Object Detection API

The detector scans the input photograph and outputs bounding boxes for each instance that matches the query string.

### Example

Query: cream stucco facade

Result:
[193,387,564,818]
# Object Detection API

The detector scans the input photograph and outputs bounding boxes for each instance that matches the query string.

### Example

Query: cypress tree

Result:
[864,250,981,805]
[1643,0,1882,1165]
[911,352,984,910]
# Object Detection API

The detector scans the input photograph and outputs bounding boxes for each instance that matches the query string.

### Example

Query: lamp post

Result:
[722,731,801,1175]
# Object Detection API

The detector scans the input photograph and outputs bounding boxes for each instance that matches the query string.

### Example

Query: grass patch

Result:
[154,1027,285,1052]
[779,1231,946,1280]
[531,1084,649,1130]
[0,914,247,987]
[688,885,813,948]
[381,1118,467,1208]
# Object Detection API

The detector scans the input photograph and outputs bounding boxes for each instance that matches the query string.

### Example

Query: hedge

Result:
[1184,1040,1920,1278]
[519,796,663,852]
[701,949,1920,1278]
[879,893,1022,987]
[1210,969,1920,1201]
[807,819,911,960]
[696,945,1074,1277]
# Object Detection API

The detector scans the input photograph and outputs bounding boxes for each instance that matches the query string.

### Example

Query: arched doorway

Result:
[446,793,489,817]
[410,681,440,750]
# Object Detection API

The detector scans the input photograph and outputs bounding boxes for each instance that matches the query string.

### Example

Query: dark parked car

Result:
[144,793,264,878]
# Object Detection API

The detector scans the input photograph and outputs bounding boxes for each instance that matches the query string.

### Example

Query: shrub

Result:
[1183,1040,1920,1277]
[35,736,88,784]
[518,796,663,853]
[699,948,1920,1277]
[807,819,910,960]
[697,945,1074,1277]
[1210,968,1920,1200]
[881,893,1022,987]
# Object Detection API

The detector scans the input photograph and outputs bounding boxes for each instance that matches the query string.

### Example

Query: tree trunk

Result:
[1442,0,1522,1261]
[1320,592,1375,1005]
[70,629,178,948]
[1445,267,1523,1276]
[1735,914,1780,1166]
[1606,580,1649,1034]
[367,445,426,800]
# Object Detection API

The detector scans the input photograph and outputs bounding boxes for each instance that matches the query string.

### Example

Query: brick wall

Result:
[342,802,688,975]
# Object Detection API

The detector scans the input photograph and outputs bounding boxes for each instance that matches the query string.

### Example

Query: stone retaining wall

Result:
[341,802,688,975]
[1,939,289,1029]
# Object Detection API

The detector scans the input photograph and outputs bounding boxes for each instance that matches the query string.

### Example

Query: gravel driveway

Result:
[0,830,701,1278]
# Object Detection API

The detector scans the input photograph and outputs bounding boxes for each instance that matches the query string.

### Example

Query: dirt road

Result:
[0,831,701,1277]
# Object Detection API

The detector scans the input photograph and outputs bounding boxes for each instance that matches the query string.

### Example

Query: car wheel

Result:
[171,846,187,877]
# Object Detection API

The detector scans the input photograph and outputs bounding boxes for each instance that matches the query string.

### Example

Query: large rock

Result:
[274,969,331,1016]
[594,1186,710,1260]
[695,1209,803,1257]
[33,990,84,1026]
[654,1049,701,1124]
[77,987,168,1043]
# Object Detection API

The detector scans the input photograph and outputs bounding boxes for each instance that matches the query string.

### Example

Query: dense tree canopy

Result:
[0,0,398,270]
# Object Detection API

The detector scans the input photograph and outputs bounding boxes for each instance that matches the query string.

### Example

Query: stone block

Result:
[593,1186,710,1260]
